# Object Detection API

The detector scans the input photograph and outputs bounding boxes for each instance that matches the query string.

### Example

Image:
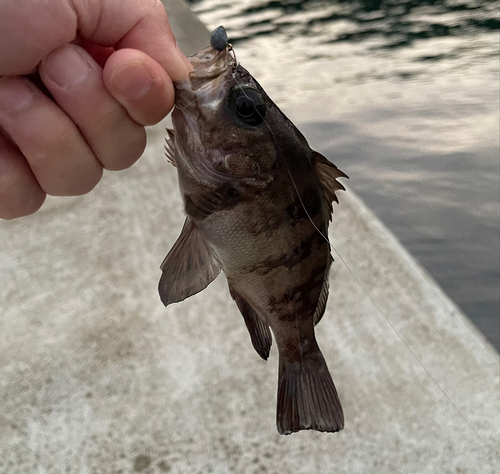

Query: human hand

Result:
[0,0,192,219]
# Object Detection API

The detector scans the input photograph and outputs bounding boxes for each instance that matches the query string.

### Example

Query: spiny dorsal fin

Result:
[159,217,222,306]
[229,285,272,360]
[312,151,348,220]
[164,129,176,167]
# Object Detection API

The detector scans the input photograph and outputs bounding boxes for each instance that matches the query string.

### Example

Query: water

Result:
[186,0,500,350]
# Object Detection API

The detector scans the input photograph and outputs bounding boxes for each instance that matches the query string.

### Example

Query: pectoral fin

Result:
[159,218,222,306]
[184,184,242,220]
[229,286,272,360]
[312,151,348,219]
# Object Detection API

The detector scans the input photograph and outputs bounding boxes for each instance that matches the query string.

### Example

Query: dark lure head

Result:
[210,25,229,51]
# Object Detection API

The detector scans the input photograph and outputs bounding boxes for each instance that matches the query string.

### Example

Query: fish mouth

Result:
[174,46,236,109]
[189,46,235,84]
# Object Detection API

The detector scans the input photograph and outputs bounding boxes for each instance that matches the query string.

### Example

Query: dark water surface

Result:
[187,0,499,350]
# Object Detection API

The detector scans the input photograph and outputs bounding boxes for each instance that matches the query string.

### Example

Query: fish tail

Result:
[276,349,344,435]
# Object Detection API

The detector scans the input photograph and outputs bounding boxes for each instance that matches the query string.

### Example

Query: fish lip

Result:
[187,46,236,87]
[173,46,236,110]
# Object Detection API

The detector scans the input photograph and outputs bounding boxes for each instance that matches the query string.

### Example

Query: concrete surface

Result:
[0,1,499,473]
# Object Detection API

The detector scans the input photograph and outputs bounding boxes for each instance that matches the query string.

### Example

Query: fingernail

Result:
[44,45,91,88]
[0,78,34,113]
[111,62,153,100]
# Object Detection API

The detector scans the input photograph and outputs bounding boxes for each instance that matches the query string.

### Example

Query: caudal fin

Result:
[276,352,344,435]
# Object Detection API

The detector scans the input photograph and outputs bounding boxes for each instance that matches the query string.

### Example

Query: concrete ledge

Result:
[0,1,498,473]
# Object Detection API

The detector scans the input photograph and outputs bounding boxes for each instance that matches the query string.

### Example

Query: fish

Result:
[159,26,348,435]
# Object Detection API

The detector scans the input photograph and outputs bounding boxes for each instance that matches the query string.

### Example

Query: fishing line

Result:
[233,58,484,443]
[290,160,483,442]
[234,69,334,249]
[285,169,332,247]
[284,134,483,443]
[182,51,483,442]
[285,133,483,443]
[330,240,484,443]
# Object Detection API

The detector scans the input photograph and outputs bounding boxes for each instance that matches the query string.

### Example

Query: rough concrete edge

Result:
[162,0,211,55]
[340,187,499,357]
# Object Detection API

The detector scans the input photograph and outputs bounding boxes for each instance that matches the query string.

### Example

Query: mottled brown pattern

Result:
[159,38,347,435]
[242,225,321,275]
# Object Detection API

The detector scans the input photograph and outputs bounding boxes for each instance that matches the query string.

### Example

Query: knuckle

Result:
[23,123,103,197]
[28,122,76,162]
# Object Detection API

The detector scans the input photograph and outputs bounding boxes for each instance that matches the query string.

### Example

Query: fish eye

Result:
[229,86,266,126]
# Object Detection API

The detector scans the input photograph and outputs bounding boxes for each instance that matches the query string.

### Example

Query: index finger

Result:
[73,0,192,82]
[115,1,193,82]
[0,0,192,80]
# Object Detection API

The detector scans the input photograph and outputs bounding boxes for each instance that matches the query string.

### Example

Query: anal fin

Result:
[159,217,222,306]
[313,253,333,326]
[229,286,272,360]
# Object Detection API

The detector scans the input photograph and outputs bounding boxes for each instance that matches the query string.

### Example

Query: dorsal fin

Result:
[159,217,222,306]
[312,151,348,219]
[164,129,176,167]
[229,285,272,360]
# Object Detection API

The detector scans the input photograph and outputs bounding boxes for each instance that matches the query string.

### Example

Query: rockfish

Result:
[159,26,347,435]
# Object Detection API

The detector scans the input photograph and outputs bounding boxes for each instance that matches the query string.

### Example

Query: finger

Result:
[114,0,193,82]
[1,0,191,79]
[72,0,191,81]
[103,49,175,126]
[0,77,103,196]
[0,132,46,219]
[0,0,76,75]
[73,36,115,69]
[40,44,147,171]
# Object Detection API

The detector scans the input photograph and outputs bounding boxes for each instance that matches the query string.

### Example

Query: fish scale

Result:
[159,26,348,435]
